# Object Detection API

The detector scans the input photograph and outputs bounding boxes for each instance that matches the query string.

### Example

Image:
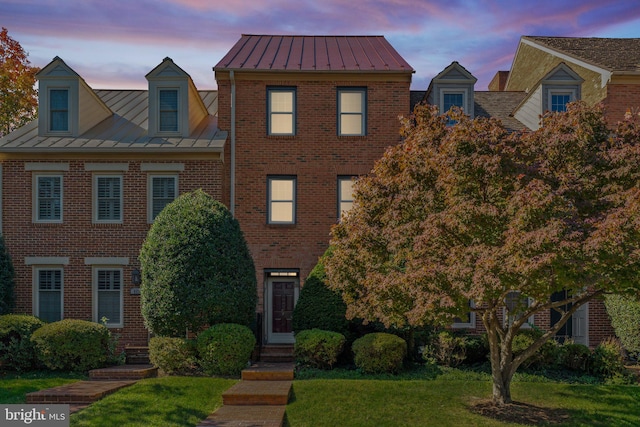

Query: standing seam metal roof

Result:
[214,35,414,72]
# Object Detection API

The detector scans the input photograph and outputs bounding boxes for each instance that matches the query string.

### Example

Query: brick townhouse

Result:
[0,34,638,349]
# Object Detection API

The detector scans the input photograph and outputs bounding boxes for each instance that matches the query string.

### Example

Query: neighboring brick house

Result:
[0,56,226,347]
[213,35,414,344]
[417,37,640,347]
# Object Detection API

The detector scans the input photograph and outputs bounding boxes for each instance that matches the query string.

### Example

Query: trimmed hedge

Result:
[292,248,349,337]
[605,294,640,360]
[0,314,44,371]
[149,336,197,375]
[140,190,257,337]
[294,329,345,369]
[31,319,111,371]
[352,332,407,374]
[197,323,256,377]
[0,236,15,315]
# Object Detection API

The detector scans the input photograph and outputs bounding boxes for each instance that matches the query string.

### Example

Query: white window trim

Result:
[33,173,63,224]
[268,176,296,225]
[147,174,178,223]
[439,88,468,116]
[504,292,535,328]
[452,300,476,329]
[47,87,71,135]
[32,266,64,322]
[92,266,124,328]
[93,174,123,224]
[140,163,184,172]
[547,88,577,112]
[338,88,366,136]
[157,87,181,136]
[337,176,356,221]
[85,163,129,172]
[25,163,69,172]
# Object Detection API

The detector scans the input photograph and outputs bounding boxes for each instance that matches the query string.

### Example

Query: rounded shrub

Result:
[590,337,625,378]
[0,314,44,371]
[292,248,349,337]
[560,342,591,371]
[423,330,467,367]
[352,332,407,374]
[604,294,640,361]
[31,319,111,371]
[149,336,197,375]
[140,190,257,337]
[197,323,256,376]
[294,329,346,369]
[0,236,16,315]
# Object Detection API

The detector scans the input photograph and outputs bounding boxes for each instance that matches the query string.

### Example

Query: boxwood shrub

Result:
[31,319,111,371]
[149,336,197,375]
[352,332,406,374]
[605,294,640,361]
[197,323,256,376]
[295,329,345,369]
[0,235,15,316]
[0,314,44,371]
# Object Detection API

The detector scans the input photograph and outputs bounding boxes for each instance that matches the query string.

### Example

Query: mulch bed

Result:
[470,400,571,425]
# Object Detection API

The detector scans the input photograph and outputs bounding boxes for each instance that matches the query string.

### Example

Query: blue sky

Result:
[2,0,639,90]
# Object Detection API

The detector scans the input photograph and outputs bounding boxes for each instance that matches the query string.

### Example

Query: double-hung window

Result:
[35,175,62,222]
[338,176,356,220]
[268,176,296,224]
[159,89,179,132]
[338,88,366,136]
[505,291,534,328]
[268,88,296,135]
[36,268,63,322]
[94,175,122,223]
[549,91,575,112]
[452,300,476,328]
[441,90,466,124]
[149,175,177,221]
[95,268,123,328]
[49,89,69,132]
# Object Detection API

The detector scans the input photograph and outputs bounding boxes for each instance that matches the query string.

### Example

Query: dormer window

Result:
[541,63,583,114]
[426,62,477,121]
[159,89,179,132]
[49,89,69,132]
[549,90,575,112]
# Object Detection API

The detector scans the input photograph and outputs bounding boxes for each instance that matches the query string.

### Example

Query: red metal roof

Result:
[214,35,414,73]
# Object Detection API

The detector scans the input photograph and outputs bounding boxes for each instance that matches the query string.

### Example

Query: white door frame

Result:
[265,275,299,344]
[572,302,589,347]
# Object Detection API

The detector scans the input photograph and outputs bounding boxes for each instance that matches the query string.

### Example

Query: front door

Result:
[572,302,589,346]
[266,278,298,344]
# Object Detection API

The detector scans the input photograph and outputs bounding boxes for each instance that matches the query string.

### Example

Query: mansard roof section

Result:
[523,36,640,73]
[0,90,225,153]
[214,34,414,73]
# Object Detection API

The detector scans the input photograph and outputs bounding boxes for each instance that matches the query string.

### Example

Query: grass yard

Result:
[70,377,237,427]
[285,369,640,427]
[0,371,86,404]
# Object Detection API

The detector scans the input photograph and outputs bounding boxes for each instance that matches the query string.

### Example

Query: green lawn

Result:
[285,368,640,427]
[0,371,86,404]
[70,377,237,427]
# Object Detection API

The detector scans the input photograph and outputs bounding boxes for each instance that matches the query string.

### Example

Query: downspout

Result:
[230,70,236,217]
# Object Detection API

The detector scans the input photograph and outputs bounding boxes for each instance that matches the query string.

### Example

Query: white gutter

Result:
[230,70,236,217]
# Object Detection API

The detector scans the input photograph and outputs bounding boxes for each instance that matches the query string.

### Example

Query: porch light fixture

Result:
[131,268,141,285]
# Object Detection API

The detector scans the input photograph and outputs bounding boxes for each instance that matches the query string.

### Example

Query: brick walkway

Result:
[197,362,294,427]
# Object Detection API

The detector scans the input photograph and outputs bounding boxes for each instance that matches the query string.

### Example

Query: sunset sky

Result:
[2,0,640,91]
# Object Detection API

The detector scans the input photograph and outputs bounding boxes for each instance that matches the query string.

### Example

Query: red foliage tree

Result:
[325,103,640,404]
[0,27,39,137]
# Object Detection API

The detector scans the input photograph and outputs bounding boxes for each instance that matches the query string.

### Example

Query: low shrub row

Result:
[149,323,256,377]
[0,314,119,372]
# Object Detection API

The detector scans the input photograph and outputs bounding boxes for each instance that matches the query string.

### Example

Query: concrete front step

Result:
[125,346,151,364]
[26,380,136,404]
[222,380,291,406]
[260,345,294,363]
[197,405,286,427]
[89,364,158,380]
[242,362,294,381]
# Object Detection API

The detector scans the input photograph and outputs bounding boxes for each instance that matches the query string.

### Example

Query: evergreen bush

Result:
[294,329,346,369]
[352,332,406,374]
[196,323,256,376]
[140,190,257,336]
[559,342,591,371]
[0,314,44,371]
[604,294,640,360]
[31,319,111,371]
[590,337,626,378]
[149,336,197,375]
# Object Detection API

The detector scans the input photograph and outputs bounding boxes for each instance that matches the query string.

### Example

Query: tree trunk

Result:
[484,310,515,405]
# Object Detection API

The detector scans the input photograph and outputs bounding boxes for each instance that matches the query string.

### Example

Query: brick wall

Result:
[603,84,640,127]
[4,159,223,347]
[217,76,411,315]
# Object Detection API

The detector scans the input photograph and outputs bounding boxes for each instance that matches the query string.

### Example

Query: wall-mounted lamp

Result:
[131,268,141,286]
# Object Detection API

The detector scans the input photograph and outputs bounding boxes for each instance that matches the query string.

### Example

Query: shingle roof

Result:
[474,91,528,132]
[0,90,226,153]
[214,35,414,73]
[524,36,640,72]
